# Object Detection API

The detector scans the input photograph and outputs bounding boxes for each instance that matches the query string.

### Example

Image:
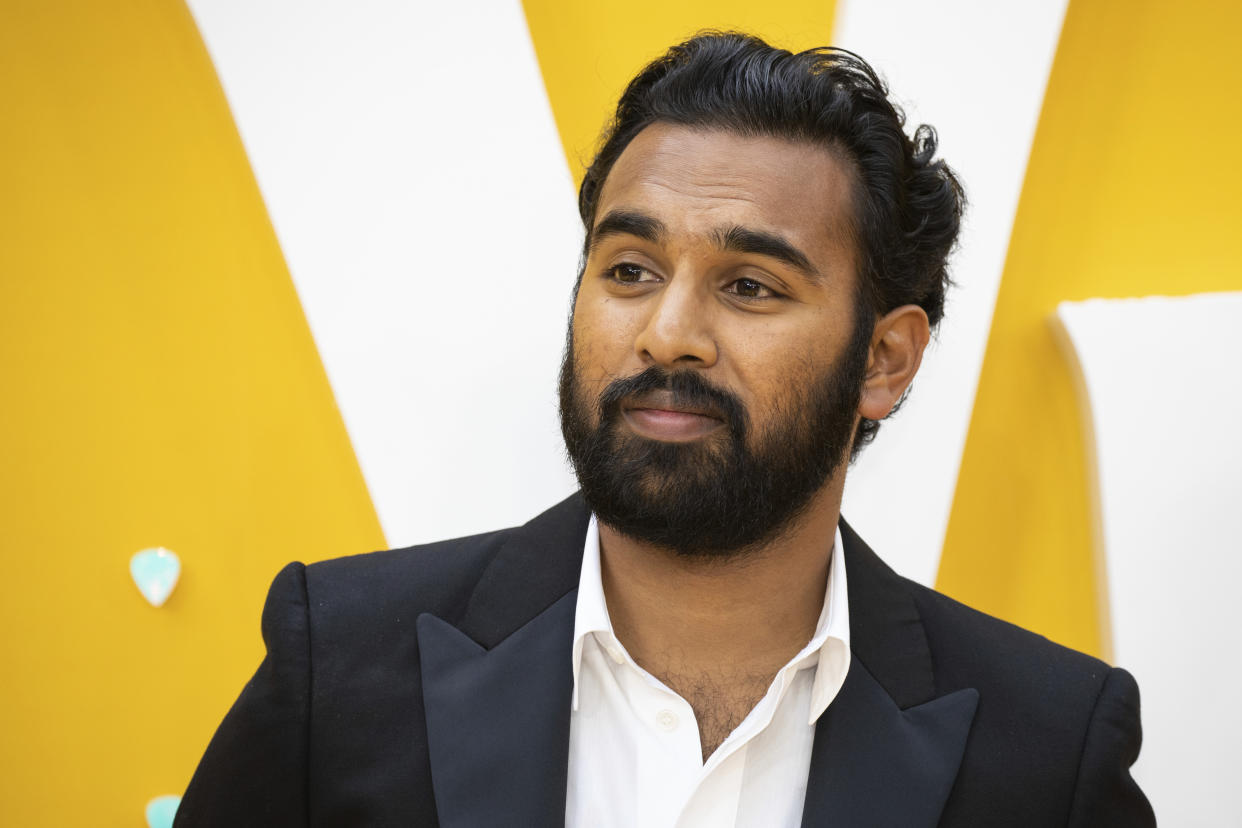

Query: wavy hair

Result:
[577,32,965,451]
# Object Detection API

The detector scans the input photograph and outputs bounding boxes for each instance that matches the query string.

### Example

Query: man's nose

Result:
[633,276,718,369]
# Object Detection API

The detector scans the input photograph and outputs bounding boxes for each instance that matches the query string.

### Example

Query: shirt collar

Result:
[571,515,851,723]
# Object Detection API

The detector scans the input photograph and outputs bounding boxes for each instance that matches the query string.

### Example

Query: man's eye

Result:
[608,263,652,283]
[727,278,774,299]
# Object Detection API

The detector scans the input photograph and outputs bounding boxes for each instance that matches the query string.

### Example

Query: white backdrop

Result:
[1056,293,1242,824]
[188,0,581,547]
[833,0,1068,583]
[187,0,1068,585]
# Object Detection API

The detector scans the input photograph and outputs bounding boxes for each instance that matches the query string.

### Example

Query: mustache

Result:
[597,366,748,433]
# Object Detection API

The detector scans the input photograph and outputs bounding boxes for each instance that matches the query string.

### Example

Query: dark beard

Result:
[558,304,872,558]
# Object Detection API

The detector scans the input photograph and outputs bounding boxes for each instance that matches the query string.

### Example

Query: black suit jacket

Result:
[176,494,1154,827]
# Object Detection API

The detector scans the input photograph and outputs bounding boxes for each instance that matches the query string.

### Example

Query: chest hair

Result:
[663,669,776,762]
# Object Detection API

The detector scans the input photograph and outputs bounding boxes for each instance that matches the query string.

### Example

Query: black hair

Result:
[577,32,965,452]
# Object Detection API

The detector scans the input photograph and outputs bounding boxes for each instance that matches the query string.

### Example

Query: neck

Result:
[598,478,844,688]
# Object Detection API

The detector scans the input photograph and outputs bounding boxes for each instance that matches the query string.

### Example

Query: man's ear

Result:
[858,304,931,422]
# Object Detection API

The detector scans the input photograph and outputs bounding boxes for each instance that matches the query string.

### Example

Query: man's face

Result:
[559,124,872,557]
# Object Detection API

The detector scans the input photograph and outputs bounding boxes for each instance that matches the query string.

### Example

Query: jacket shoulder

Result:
[302,525,515,632]
[903,576,1111,698]
[174,531,513,828]
[895,578,1152,825]
[904,576,1107,685]
[298,491,589,640]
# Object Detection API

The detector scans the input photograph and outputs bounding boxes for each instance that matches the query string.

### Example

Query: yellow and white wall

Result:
[1,0,1238,824]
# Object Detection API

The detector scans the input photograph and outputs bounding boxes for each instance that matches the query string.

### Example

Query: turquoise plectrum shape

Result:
[130,547,181,607]
[145,794,181,828]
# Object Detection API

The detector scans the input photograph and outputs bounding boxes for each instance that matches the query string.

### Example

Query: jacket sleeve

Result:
[175,562,311,827]
[1066,667,1156,827]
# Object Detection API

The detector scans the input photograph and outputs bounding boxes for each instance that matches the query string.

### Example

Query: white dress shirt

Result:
[566,517,851,828]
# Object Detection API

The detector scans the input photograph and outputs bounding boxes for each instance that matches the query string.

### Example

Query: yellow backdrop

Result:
[939,0,1242,658]
[522,0,837,187]
[0,2,384,823]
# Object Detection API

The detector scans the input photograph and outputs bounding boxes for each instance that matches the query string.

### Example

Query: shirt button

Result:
[656,709,679,731]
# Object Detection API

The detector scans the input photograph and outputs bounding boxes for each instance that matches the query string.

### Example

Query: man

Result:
[176,33,1154,827]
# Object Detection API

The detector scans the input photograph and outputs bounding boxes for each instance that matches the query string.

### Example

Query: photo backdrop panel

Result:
[523,0,837,186]
[1055,293,1242,826]
[0,1,383,824]
[939,0,1242,657]
[834,0,1069,585]
[188,0,583,547]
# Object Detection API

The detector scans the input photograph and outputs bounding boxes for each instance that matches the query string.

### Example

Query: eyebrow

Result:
[714,225,822,284]
[590,210,824,285]
[589,210,667,252]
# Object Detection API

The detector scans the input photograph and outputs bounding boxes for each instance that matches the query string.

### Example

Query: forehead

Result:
[594,123,858,260]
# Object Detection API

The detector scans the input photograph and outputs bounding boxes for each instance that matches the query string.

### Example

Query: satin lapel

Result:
[418,592,577,828]
[417,494,589,828]
[800,660,978,828]
[461,493,590,649]
[798,519,978,827]
[838,518,937,709]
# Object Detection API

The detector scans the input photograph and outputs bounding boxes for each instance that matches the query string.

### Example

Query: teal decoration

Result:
[145,795,180,828]
[130,547,181,608]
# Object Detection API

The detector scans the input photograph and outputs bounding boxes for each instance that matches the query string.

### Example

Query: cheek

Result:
[725,317,840,413]
[571,294,643,392]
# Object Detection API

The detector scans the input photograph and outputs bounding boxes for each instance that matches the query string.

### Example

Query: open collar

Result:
[416,495,976,828]
[569,514,852,722]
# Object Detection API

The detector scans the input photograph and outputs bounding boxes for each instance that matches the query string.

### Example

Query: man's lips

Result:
[621,390,725,442]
